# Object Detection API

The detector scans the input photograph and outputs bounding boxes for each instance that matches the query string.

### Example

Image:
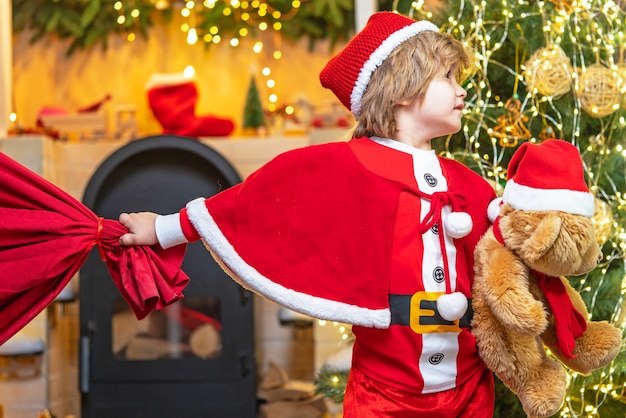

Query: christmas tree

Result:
[315,2,625,416]
[242,75,266,133]
[422,0,625,416]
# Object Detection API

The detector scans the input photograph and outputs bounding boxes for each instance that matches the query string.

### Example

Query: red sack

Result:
[0,152,189,345]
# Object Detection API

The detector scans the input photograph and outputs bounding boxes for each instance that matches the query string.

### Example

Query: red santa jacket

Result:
[178,137,496,392]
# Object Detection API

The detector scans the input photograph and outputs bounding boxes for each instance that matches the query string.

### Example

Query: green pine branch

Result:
[11,0,362,56]
[313,365,350,404]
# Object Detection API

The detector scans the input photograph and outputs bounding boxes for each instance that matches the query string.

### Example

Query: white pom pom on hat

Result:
[487,198,503,223]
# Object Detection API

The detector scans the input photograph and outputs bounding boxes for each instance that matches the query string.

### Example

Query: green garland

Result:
[12,0,162,56]
[11,0,356,56]
[11,0,416,56]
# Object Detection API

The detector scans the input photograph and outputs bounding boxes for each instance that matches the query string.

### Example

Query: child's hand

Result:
[118,212,159,246]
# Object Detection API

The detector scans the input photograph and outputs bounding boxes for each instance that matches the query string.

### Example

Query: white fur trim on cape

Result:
[350,20,438,118]
[186,198,391,329]
[503,179,594,217]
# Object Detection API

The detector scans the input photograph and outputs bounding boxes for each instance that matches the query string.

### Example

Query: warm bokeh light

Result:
[112,0,308,114]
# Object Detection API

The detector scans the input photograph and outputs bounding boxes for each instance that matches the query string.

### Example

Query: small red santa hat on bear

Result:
[488,139,595,222]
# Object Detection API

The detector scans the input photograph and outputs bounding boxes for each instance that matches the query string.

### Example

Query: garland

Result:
[11,0,409,56]
[11,0,356,56]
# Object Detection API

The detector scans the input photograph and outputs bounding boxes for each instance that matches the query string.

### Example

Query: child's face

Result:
[398,63,467,141]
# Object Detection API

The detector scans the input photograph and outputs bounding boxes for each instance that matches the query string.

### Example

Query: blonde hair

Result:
[353,31,474,139]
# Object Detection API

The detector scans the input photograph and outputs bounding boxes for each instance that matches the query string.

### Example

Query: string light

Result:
[317,320,353,345]
[183,66,195,78]
[405,0,626,415]
[111,3,626,413]
[113,1,302,113]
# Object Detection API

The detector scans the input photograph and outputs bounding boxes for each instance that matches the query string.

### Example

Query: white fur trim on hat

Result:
[186,198,391,329]
[503,179,595,217]
[350,20,438,118]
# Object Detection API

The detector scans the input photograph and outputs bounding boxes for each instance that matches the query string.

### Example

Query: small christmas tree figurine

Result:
[242,75,266,135]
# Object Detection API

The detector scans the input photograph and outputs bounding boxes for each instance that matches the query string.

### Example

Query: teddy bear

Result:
[471,139,623,418]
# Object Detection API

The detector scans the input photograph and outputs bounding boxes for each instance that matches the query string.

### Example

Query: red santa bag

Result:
[0,152,189,345]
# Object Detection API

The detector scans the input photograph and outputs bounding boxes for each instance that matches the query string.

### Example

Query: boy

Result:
[119,12,496,417]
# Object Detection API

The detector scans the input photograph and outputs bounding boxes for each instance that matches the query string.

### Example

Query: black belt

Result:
[389,293,473,332]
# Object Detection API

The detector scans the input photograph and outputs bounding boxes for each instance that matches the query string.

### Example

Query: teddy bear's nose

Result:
[598,253,603,263]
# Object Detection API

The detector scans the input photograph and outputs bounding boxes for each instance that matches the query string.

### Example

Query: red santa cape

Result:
[187,140,398,328]
[182,138,492,328]
[0,152,189,345]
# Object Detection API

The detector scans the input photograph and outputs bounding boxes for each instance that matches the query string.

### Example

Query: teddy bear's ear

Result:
[519,212,563,262]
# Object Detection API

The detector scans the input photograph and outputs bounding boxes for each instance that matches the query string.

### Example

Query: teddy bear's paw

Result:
[520,392,564,418]
[492,298,547,335]
[518,366,567,418]
[561,322,622,374]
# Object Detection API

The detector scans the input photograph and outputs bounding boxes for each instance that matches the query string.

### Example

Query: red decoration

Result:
[146,76,235,138]
[0,153,189,345]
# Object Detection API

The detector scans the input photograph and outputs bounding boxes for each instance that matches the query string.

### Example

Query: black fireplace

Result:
[79,135,256,417]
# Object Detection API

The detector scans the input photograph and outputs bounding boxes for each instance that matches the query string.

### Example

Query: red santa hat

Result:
[319,12,438,118]
[494,139,594,218]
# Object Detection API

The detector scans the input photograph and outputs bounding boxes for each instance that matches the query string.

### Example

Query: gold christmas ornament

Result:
[577,63,621,118]
[588,133,606,148]
[539,125,556,140]
[593,197,613,246]
[524,46,573,98]
[491,98,531,147]
[547,0,573,11]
